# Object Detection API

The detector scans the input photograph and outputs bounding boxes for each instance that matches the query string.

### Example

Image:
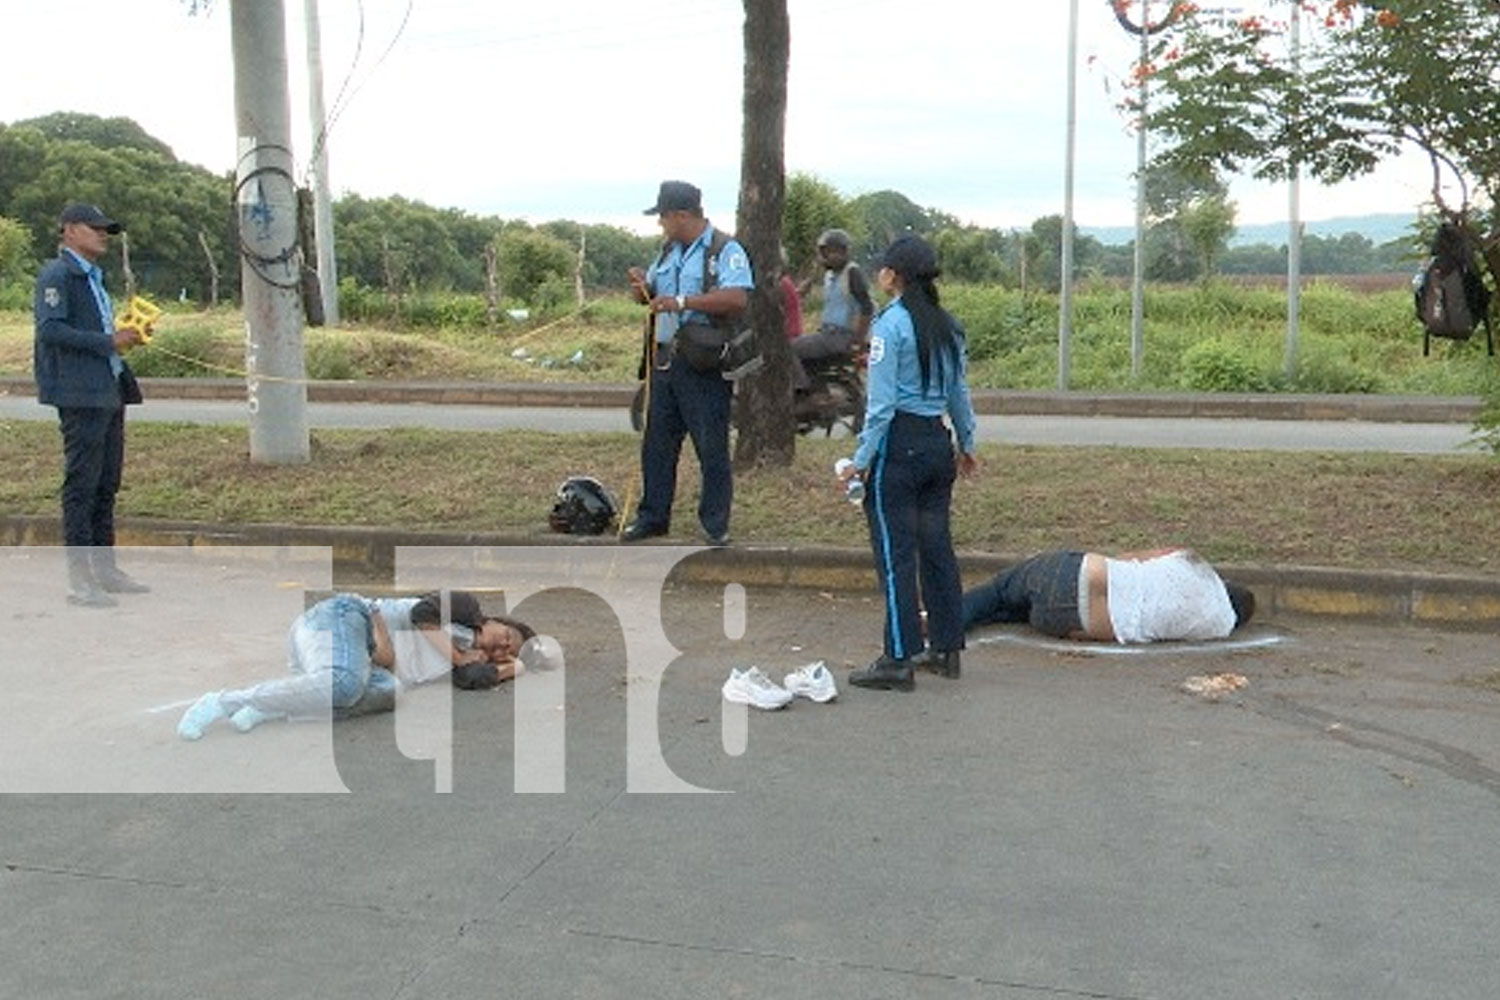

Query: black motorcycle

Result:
[792,352,865,437]
[630,350,864,438]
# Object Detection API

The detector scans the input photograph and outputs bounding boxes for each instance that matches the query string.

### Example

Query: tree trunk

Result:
[120,231,137,300]
[197,229,220,307]
[732,0,796,470]
[484,243,498,327]
[575,230,587,310]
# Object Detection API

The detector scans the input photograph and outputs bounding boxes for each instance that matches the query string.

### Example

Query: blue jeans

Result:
[864,412,964,660]
[962,550,1085,637]
[636,351,733,537]
[221,595,398,720]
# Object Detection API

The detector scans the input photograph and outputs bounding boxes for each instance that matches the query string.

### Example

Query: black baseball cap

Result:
[59,204,122,234]
[643,180,702,215]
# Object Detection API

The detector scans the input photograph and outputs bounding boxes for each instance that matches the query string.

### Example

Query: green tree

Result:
[931,226,1003,283]
[1178,193,1237,280]
[14,112,177,160]
[539,220,657,293]
[781,172,855,277]
[847,190,957,263]
[0,119,234,301]
[0,215,36,289]
[495,226,574,308]
[1143,1,1500,282]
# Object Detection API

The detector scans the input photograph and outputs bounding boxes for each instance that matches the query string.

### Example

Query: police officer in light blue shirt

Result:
[33,203,150,608]
[622,180,753,545]
[840,234,979,691]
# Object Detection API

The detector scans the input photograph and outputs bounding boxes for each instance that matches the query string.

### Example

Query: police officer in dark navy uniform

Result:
[34,203,150,608]
[839,234,979,691]
[622,180,754,546]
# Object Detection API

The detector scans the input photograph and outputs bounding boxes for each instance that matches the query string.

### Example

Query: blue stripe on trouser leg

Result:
[866,444,926,661]
[866,448,907,659]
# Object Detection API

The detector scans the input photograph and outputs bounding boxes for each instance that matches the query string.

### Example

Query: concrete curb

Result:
[0,376,1482,423]
[4,515,1496,629]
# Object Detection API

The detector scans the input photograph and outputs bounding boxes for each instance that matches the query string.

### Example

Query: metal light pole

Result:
[1130,0,1149,381]
[1284,1,1302,380]
[1059,0,1080,390]
[232,0,309,464]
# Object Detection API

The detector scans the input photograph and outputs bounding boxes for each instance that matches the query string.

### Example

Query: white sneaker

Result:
[783,661,838,703]
[722,666,793,710]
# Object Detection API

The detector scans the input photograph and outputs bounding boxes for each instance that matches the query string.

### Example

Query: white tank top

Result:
[1104,551,1236,643]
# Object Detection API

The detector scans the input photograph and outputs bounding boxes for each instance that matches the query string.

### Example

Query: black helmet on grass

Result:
[549,476,619,535]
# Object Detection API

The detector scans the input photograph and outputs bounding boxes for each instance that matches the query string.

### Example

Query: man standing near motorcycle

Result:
[792,228,874,392]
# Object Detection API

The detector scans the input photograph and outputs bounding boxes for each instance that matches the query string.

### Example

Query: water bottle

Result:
[834,458,865,505]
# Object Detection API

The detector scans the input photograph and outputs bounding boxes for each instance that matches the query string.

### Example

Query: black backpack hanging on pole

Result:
[1414,222,1493,357]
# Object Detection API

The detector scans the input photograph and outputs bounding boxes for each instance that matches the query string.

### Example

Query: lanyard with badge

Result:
[655,231,709,346]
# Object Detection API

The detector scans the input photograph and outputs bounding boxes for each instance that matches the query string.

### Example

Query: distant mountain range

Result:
[1081,213,1416,249]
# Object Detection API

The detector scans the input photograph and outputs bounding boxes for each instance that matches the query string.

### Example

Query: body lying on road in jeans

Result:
[962,548,1256,643]
[177,591,536,740]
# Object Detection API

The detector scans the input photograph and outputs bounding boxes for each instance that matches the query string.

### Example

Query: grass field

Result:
[2,422,1497,577]
[6,280,1500,395]
[8,285,1500,577]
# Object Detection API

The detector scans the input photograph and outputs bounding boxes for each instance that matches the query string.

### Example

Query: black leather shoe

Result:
[914,648,961,679]
[67,581,118,608]
[96,569,151,594]
[620,521,668,543]
[848,655,914,692]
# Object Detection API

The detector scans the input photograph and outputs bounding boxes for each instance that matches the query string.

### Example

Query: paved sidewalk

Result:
[1,562,1496,1000]
[0,375,1484,422]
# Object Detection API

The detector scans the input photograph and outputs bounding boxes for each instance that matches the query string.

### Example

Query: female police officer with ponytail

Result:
[839,235,979,692]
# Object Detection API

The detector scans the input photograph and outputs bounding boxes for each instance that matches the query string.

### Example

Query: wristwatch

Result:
[675,294,686,312]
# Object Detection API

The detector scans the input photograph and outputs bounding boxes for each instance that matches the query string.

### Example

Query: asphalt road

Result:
[2,549,1496,999]
[0,395,1478,453]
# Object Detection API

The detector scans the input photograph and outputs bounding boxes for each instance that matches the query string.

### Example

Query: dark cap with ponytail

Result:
[881,234,940,282]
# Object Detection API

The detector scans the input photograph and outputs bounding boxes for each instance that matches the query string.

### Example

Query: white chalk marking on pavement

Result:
[146,698,199,714]
[972,629,1288,656]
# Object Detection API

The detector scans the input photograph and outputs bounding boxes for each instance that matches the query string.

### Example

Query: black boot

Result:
[849,655,914,692]
[914,648,961,679]
[66,550,116,608]
[92,548,150,593]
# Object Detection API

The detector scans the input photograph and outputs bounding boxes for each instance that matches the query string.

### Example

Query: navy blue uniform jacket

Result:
[34,251,141,409]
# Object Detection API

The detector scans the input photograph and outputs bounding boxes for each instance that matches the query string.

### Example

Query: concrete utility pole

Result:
[232,0,309,463]
[304,0,340,325]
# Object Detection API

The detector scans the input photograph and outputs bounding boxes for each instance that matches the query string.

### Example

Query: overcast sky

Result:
[1,0,1435,236]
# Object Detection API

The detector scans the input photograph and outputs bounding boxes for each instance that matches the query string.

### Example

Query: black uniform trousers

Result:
[863,412,965,661]
[57,403,125,549]
[636,350,733,538]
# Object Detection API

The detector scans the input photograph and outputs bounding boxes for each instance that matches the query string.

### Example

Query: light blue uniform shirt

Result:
[63,247,122,377]
[645,224,754,344]
[852,297,977,470]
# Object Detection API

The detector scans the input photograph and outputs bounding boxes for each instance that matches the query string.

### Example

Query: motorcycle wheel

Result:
[836,375,865,437]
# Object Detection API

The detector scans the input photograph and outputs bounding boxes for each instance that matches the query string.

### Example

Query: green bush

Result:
[1178,338,1273,392]
[1287,334,1384,393]
[0,283,30,311]
[304,334,359,381]
[126,324,238,378]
